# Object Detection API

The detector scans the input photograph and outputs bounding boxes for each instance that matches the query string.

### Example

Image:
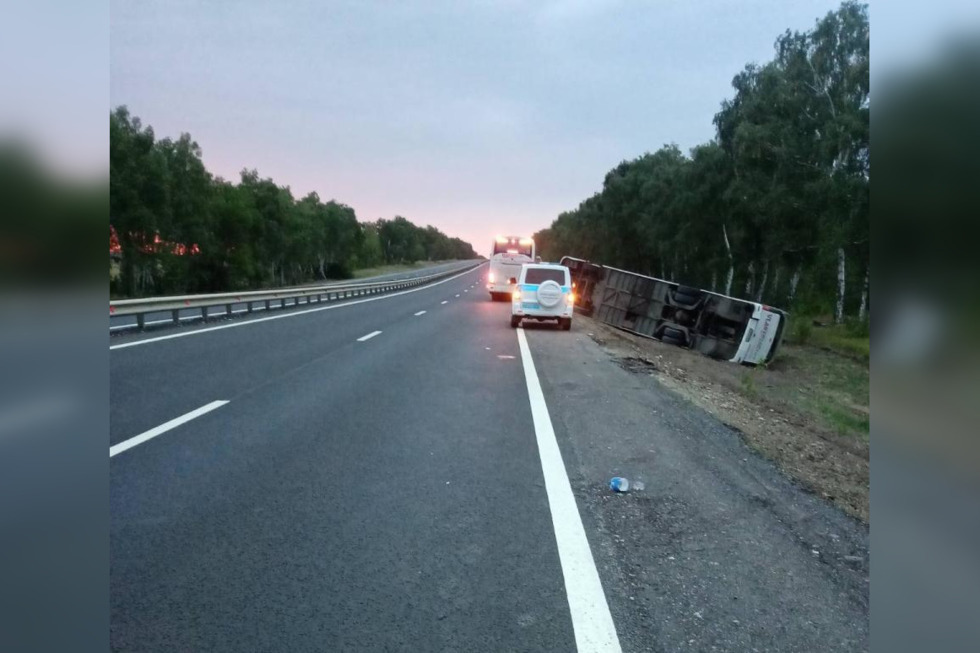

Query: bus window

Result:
[492,238,533,258]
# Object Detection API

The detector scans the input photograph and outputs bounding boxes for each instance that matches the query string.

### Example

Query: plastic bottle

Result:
[609,477,630,492]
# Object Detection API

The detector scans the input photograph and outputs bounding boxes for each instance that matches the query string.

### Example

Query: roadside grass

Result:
[350,260,456,279]
[820,400,870,435]
[773,341,870,440]
[739,368,759,399]
[785,314,870,362]
[809,328,870,362]
[716,315,871,440]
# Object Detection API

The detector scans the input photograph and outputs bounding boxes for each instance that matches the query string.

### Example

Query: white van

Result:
[510,264,574,330]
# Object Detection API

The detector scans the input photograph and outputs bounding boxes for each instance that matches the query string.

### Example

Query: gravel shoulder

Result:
[581,316,870,523]
[525,319,870,652]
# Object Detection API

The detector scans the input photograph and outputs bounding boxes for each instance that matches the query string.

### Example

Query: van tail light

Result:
[513,290,521,301]
[488,272,495,283]
[567,293,575,305]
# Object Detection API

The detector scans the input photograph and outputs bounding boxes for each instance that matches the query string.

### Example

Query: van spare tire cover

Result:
[537,280,562,307]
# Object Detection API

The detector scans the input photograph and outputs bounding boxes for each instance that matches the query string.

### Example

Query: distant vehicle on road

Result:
[561,256,786,364]
[510,263,574,330]
[487,235,535,301]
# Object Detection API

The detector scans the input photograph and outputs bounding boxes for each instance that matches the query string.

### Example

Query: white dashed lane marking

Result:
[110,401,229,458]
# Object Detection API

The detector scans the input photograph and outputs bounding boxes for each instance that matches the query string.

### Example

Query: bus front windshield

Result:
[492,238,533,258]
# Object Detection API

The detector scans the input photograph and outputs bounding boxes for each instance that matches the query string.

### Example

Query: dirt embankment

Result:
[581,316,870,522]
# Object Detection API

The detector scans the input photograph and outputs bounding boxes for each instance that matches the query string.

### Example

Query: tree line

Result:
[535,2,868,323]
[110,107,477,297]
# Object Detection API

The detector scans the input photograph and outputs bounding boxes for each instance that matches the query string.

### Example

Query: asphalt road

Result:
[110,263,868,652]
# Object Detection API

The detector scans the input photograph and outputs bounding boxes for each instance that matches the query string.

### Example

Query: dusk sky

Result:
[110,1,851,254]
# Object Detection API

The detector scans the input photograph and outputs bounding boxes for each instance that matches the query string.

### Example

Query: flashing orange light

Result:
[519,238,534,245]
[495,235,508,243]
[513,290,521,301]
[488,272,495,283]
[567,293,575,305]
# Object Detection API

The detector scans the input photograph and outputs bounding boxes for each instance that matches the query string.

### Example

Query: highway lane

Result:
[110,264,483,444]
[110,265,583,651]
[109,260,478,332]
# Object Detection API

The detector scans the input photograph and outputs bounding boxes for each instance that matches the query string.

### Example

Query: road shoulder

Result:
[523,322,869,652]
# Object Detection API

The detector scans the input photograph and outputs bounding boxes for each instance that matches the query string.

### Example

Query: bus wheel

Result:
[663,326,686,341]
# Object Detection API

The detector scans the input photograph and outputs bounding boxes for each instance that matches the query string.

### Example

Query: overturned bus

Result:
[560,256,787,365]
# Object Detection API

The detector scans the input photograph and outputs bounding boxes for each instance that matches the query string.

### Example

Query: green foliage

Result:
[844,316,869,338]
[810,326,870,362]
[109,110,478,297]
[535,2,869,319]
[819,400,870,437]
[788,318,813,346]
[785,314,868,360]
[739,369,759,399]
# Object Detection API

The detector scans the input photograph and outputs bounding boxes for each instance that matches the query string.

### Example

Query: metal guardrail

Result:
[110,261,483,329]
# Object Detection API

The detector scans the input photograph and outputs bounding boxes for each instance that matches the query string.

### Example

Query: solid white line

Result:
[516,329,622,652]
[441,301,448,305]
[357,330,382,342]
[110,264,484,350]
[414,310,426,316]
[110,400,228,458]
